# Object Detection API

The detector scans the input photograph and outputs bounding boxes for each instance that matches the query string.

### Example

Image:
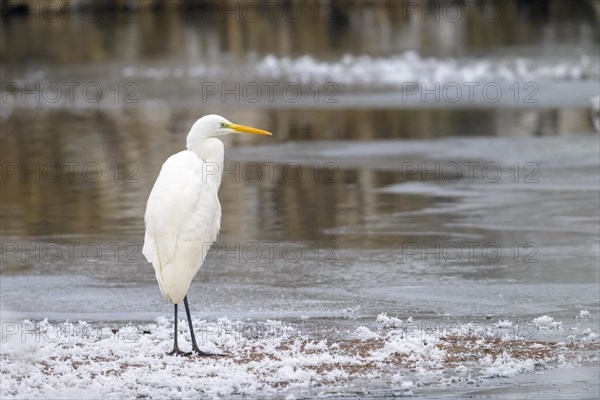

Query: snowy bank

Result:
[1,315,598,398]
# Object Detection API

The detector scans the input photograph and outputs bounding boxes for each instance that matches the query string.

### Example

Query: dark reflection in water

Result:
[1,106,595,243]
[2,1,598,72]
[0,108,431,239]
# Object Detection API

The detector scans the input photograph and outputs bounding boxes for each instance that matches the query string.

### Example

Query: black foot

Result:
[192,346,224,357]
[168,347,192,356]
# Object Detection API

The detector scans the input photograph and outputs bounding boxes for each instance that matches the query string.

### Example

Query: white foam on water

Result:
[113,52,600,87]
[255,52,599,88]
[3,52,598,112]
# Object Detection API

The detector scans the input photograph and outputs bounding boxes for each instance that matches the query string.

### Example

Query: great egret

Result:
[142,114,272,356]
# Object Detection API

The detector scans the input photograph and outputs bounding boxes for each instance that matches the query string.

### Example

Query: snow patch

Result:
[533,315,563,330]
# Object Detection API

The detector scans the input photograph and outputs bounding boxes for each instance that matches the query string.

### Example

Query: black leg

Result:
[168,303,191,356]
[183,295,217,357]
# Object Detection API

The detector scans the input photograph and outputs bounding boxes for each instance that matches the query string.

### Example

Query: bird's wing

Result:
[142,150,221,299]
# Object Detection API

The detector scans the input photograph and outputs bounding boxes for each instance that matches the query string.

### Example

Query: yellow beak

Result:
[228,123,272,136]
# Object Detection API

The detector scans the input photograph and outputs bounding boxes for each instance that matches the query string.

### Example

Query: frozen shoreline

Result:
[1,315,598,399]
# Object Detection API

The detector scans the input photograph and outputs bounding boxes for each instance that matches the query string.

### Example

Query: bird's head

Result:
[187,114,272,152]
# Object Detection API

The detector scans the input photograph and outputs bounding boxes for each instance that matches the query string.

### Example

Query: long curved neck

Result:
[186,126,209,155]
[189,137,224,188]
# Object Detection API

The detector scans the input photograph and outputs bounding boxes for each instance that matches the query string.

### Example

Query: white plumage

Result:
[142,150,222,304]
[141,114,271,355]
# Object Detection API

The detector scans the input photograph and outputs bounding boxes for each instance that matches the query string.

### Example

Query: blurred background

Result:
[0,0,599,331]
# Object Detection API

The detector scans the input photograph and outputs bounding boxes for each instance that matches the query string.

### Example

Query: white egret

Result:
[142,114,272,356]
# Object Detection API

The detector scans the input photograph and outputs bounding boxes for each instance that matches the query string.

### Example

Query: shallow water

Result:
[2,132,599,323]
[1,3,599,398]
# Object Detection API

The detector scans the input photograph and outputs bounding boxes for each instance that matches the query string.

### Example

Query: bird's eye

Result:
[220,123,226,127]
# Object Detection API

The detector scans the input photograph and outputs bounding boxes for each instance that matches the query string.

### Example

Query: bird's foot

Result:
[168,346,192,356]
[191,345,224,357]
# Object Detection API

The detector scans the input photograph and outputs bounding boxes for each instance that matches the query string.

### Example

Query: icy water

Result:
[2,117,599,324]
[1,3,600,398]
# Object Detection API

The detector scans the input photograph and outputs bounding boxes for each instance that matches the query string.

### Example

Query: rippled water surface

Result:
[1,3,599,398]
